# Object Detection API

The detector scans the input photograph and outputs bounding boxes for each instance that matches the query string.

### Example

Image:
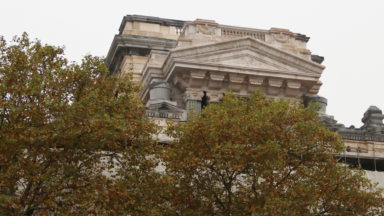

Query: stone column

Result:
[182,89,204,114]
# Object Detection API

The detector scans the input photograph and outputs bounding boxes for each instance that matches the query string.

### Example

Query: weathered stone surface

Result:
[108,16,327,121]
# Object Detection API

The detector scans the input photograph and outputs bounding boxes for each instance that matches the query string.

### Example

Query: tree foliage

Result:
[157,91,384,215]
[0,33,157,215]
[1,33,383,216]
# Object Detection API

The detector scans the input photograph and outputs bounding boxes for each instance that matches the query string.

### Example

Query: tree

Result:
[0,33,158,215]
[157,91,384,215]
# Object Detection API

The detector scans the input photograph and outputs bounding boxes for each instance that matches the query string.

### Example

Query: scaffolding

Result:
[338,141,384,171]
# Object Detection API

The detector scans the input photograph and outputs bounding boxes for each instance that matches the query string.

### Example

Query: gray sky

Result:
[1,0,384,127]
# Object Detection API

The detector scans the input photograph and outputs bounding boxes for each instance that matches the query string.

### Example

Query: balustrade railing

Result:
[221,29,265,41]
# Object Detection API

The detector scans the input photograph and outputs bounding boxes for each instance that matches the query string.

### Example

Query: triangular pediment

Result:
[167,37,325,77]
[219,55,281,70]
[201,52,297,73]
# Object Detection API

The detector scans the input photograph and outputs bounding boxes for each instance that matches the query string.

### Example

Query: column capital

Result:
[182,89,204,102]
[206,91,223,103]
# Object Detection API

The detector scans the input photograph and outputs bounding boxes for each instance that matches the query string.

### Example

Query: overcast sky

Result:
[1,0,384,127]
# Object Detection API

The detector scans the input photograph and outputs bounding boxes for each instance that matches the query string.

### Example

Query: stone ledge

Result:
[106,35,177,75]
[118,15,186,34]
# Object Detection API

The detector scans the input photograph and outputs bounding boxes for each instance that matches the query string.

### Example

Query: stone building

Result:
[106,15,384,186]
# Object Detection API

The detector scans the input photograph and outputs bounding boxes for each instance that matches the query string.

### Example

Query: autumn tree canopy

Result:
[0,33,158,215]
[1,33,383,216]
[156,91,384,215]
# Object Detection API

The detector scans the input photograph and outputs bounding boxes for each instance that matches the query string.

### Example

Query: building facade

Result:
[107,15,384,186]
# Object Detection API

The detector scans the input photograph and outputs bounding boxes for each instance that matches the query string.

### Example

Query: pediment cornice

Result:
[160,36,325,78]
[140,36,326,102]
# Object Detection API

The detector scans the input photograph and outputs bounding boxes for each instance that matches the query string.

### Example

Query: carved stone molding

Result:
[182,89,204,102]
[248,77,265,92]
[268,79,282,87]
[287,81,301,89]
[272,33,290,43]
[269,28,293,44]
[196,24,216,35]
[249,77,264,85]
[208,73,225,90]
[189,70,206,88]
[229,75,245,92]
[173,75,189,91]
[306,80,322,97]
[206,91,223,103]
[268,79,282,95]
[286,80,301,97]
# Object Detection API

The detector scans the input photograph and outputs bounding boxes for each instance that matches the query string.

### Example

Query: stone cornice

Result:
[163,59,321,81]
[106,35,176,75]
[162,37,325,78]
[218,24,270,34]
[118,15,186,35]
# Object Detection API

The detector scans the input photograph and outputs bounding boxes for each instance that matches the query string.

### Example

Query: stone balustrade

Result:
[221,28,266,41]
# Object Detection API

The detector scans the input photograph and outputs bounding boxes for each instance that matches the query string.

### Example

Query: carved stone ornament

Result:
[229,75,245,92]
[249,77,264,85]
[196,24,216,35]
[223,56,258,68]
[182,89,204,102]
[210,74,225,81]
[287,81,301,89]
[286,80,301,97]
[209,73,225,90]
[190,71,206,79]
[206,91,223,102]
[173,75,189,90]
[268,79,283,96]
[248,77,265,92]
[229,75,245,83]
[189,70,206,88]
[272,33,290,43]
[268,79,283,87]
